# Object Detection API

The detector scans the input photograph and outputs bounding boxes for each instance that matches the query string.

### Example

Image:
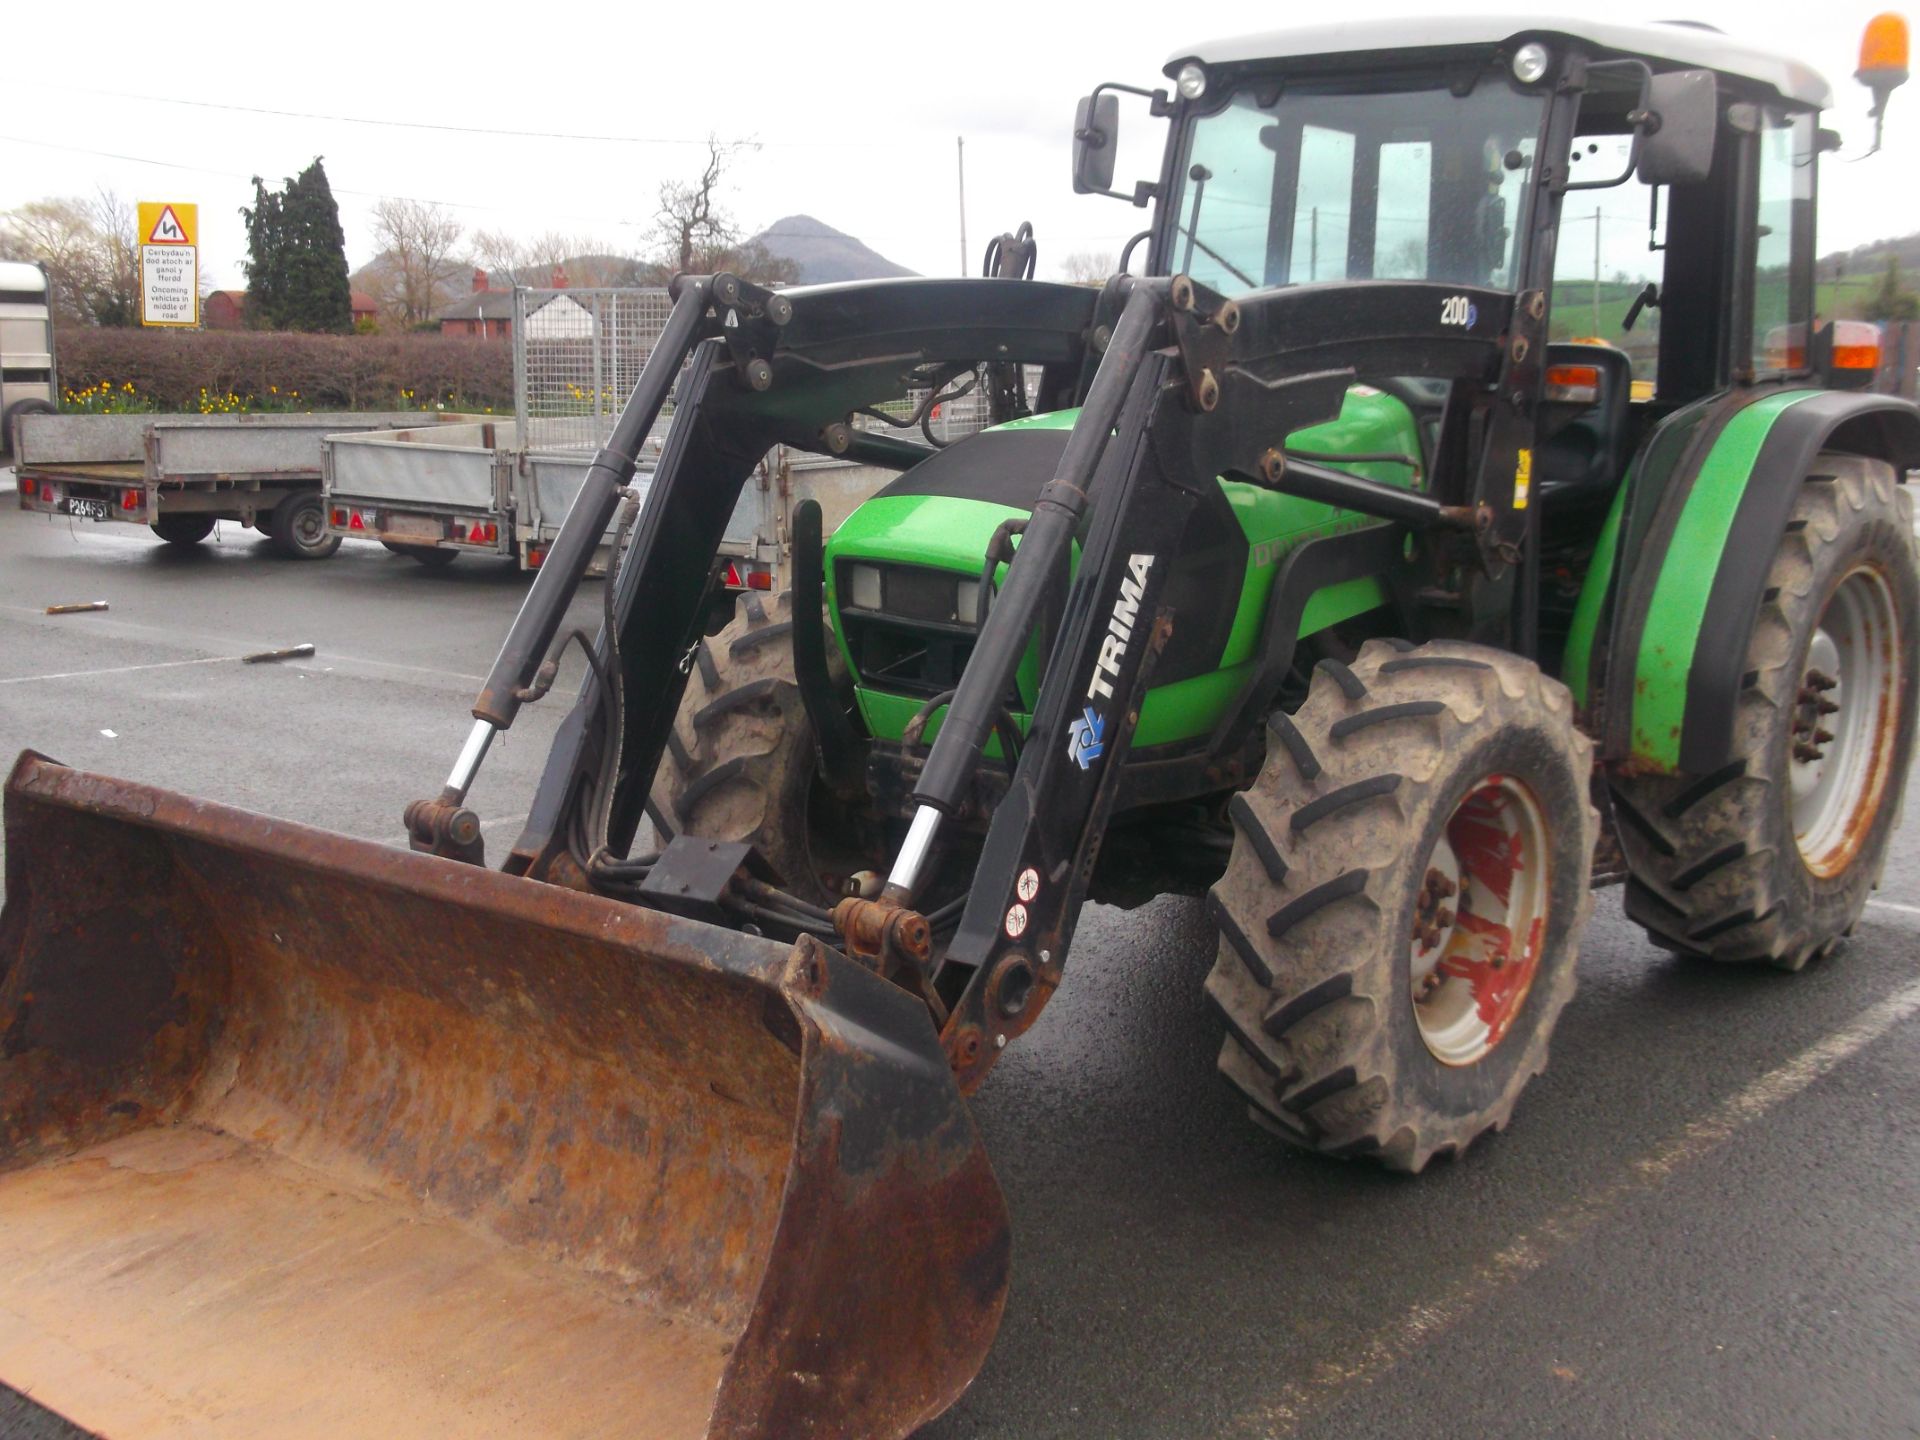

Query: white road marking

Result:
[1866,897,1920,919]
[1,605,485,687]
[1238,975,1920,1437]
[0,655,234,686]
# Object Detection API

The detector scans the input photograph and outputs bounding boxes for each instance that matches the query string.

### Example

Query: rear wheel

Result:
[1614,453,1918,969]
[649,590,862,900]
[3,397,54,460]
[382,540,459,567]
[1207,640,1597,1171]
[151,514,215,547]
[268,493,341,560]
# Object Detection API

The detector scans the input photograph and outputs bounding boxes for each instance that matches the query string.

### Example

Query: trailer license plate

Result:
[385,513,440,540]
[67,498,109,521]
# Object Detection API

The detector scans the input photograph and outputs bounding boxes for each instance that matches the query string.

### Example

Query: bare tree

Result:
[650,138,751,276]
[472,228,618,288]
[368,197,466,325]
[629,140,799,288]
[1059,250,1116,286]
[0,190,140,325]
[89,190,141,325]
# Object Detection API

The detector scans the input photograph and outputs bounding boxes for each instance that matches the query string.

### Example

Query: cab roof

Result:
[1168,15,1831,109]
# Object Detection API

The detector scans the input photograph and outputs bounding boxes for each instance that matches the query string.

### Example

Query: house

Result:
[202,289,380,330]
[204,290,248,330]
[523,293,594,340]
[438,269,515,340]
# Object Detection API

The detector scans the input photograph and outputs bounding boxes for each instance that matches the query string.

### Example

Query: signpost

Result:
[138,201,199,328]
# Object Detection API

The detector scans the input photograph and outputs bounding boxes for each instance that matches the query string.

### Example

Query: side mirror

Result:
[1639,69,1718,185]
[1072,94,1120,195]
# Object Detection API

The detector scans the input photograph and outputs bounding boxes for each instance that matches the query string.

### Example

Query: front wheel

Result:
[649,590,866,899]
[151,514,215,547]
[1615,453,1918,969]
[1207,640,1597,1172]
[268,493,341,560]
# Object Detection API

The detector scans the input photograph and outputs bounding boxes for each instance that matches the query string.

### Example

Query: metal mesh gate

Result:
[513,285,1009,458]
[513,288,675,454]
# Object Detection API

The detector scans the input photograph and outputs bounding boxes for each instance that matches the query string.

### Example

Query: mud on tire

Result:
[1206,639,1598,1172]
[1613,453,1919,971]
[649,589,848,899]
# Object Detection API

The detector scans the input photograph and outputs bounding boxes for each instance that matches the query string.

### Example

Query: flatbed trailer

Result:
[322,420,891,612]
[13,411,478,558]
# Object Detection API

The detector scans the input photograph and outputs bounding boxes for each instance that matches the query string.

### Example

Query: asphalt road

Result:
[2,489,1917,1440]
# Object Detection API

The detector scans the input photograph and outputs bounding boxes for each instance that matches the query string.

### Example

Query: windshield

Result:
[1170,71,1546,295]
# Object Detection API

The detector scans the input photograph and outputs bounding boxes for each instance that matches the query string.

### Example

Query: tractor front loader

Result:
[6,15,1920,1440]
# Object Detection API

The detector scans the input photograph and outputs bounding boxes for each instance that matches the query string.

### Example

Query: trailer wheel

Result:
[3,397,54,461]
[1206,640,1597,1172]
[268,493,341,560]
[150,514,215,547]
[649,589,863,900]
[1614,453,1918,970]
[382,541,459,567]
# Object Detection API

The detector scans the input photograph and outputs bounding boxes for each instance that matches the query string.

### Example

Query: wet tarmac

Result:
[2,497,1916,1439]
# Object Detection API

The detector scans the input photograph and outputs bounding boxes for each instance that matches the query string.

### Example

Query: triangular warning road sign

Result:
[147,205,189,244]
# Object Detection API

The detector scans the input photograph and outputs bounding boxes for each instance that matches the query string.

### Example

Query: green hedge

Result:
[55,328,513,414]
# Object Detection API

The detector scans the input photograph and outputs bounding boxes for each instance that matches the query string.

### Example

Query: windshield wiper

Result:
[1177,164,1259,290]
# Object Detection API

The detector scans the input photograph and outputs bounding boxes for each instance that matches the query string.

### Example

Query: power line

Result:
[28,82,785,149]
[0,133,646,226]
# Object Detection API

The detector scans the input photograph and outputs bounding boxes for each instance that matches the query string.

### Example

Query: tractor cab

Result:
[1072,14,1902,664]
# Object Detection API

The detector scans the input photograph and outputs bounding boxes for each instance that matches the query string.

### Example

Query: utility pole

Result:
[957,137,968,276]
[1592,208,1603,336]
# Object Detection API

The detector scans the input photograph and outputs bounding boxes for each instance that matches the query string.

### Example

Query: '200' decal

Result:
[1440,295,1478,328]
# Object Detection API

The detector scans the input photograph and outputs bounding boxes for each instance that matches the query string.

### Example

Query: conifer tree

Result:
[241,159,353,332]
[241,177,287,329]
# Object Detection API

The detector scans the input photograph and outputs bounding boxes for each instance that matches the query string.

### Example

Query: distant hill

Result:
[749,215,916,284]
[1814,230,1920,320]
[1819,231,1920,275]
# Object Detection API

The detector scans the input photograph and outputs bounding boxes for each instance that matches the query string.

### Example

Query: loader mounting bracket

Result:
[404,793,485,866]
[1166,273,1240,413]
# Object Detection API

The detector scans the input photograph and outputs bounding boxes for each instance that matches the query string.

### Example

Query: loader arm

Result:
[500,275,1102,881]
[487,271,1543,1093]
[904,276,1540,1089]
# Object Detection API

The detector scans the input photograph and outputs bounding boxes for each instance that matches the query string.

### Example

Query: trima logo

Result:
[1086,553,1154,702]
[1065,552,1155,772]
[1066,707,1105,770]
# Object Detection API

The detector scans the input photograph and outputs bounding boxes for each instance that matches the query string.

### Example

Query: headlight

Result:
[848,563,884,610]
[1176,62,1208,101]
[955,578,982,623]
[1511,42,1550,85]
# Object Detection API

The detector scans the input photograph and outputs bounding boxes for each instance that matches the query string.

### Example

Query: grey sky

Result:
[3,0,1913,290]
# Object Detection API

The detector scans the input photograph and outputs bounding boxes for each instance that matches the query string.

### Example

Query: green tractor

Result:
[4,14,1917,1439]
[653,16,1920,1168]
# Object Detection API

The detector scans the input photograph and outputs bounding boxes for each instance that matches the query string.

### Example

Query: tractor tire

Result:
[267,493,341,560]
[649,589,854,900]
[150,514,215,547]
[1206,640,1597,1172]
[1613,453,1918,971]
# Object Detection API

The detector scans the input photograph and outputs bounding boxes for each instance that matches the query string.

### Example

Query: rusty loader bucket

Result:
[0,755,1007,1439]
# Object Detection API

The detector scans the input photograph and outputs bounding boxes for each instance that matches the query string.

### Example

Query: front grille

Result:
[841,615,977,699]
